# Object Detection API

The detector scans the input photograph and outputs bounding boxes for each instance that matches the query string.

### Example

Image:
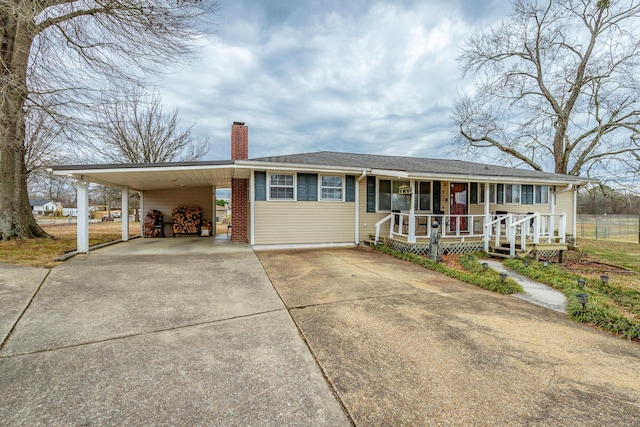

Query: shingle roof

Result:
[249,151,586,183]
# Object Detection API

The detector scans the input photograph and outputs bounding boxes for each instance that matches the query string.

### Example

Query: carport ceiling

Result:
[52,162,246,191]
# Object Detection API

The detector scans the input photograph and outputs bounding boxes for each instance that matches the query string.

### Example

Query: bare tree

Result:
[0,1,217,240]
[453,0,640,189]
[91,90,209,163]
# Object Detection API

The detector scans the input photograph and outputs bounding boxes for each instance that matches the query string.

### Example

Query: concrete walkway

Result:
[482,259,568,313]
[0,239,349,426]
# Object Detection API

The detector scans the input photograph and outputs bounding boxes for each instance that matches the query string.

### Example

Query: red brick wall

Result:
[231,122,248,161]
[231,178,249,243]
[231,122,249,243]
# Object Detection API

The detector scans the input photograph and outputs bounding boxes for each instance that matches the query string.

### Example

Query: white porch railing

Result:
[375,211,567,255]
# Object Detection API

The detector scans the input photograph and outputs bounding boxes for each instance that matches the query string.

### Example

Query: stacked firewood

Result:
[143,210,163,237]
[172,206,201,235]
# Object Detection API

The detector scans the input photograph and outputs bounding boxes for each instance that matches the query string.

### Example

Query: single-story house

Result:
[50,122,591,256]
[30,200,60,215]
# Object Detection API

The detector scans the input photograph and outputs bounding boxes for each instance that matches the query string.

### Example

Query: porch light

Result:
[576,293,589,309]
[577,279,586,290]
[482,262,489,270]
[600,275,609,284]
[499,272,508,282]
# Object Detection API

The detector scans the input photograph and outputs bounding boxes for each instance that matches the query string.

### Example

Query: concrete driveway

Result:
[257,247,640,426]
[0,238,349,426]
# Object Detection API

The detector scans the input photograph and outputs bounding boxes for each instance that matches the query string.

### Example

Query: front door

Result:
[450,183,468,232]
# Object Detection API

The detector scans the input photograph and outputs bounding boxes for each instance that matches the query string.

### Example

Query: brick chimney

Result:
[231,121,248,160]
[231,122,249,243]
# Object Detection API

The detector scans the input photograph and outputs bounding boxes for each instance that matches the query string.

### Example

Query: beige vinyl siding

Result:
[254,201,355,245]
[555,189,574,234]
[142,187,214,223]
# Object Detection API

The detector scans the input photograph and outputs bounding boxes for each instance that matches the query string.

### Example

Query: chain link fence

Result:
[576,214,640,243]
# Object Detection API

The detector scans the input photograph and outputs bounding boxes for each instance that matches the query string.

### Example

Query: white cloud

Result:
[156,0,513,160]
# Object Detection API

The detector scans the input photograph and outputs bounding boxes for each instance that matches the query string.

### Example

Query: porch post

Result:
[483,183,490,250]
[548,186,555,243]
[77,180,89,253]
[572,187,577,244]
[121,186,129,242]
[408,180,416,243]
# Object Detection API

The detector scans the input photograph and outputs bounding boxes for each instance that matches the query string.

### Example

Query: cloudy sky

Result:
[157,0,514,161]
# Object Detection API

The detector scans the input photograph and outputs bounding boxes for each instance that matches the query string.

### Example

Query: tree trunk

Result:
[0,12,48,240]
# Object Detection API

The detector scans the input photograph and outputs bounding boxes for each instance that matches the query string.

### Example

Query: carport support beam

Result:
[121,186,129,242]
[77,180,90,253]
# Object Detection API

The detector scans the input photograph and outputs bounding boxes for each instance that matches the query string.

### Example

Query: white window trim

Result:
[319,174,345,202]
[267,172,296,201]
[504,184,521,205]
[534,185,550,205]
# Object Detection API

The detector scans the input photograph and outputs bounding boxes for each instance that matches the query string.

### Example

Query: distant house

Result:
[52,122,593,257]
[30,200,58,215]
[215,205,228,223]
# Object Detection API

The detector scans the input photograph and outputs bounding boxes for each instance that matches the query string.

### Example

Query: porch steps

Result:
[489,241,568,260]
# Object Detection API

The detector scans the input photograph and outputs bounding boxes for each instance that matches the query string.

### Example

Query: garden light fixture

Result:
[523,259,530,267]
[482,262,489,270]
[576,293,589,309]
[577,279,586,290]
[499,272,508,282]
[600,275,609,284]
[543,260,549,267]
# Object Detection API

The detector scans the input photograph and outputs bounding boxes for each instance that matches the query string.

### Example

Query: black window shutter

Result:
[366,176,376,212]
[345,175,355,202]
[255,171,266,201]
[297,173,317,201]
[433,181,441,212]
[470,182,478,204]
[497,184,504,204]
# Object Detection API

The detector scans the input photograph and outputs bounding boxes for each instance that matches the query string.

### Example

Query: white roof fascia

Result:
[51,163,234,176]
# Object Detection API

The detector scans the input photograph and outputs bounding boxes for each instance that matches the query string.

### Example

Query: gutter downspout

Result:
[355,170,367,244]
[250,170,255,246]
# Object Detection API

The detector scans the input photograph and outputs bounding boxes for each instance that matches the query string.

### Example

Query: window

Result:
[535,185,549,204]
[417,182,431,211]
[522,185,534,204]
[378,180,428,211]
[504,184,521,204]
[269,174,294,200]
[320,175,343,201]
[378,180,392,211]
[479,183,496,204]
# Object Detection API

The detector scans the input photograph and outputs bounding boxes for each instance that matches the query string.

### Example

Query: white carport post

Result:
[211,185,217,236]
[121,186,129,242]
[77,180,90,253]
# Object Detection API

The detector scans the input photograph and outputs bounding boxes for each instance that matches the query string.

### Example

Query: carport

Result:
[50,160,244,253]
[50,123,252,253]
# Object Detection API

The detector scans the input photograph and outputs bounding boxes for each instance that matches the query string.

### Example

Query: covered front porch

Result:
[373,205,568,259]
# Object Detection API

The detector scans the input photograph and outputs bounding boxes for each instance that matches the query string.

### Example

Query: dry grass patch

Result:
[0,222,139,269]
